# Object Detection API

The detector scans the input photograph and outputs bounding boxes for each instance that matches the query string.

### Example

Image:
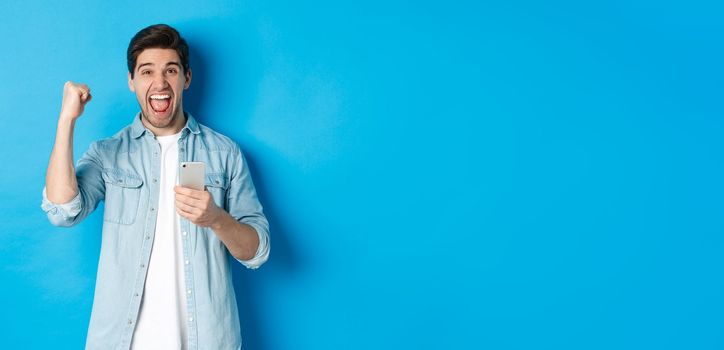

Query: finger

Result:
[175,185,205,196]
[175,192,203,208]
[76,83,89,94]
[176,199,201,216]
[175,186,207,200]
[81,92,92,104]
[176,206,194,221]
[176,206,198,222]
[177,205,204,225]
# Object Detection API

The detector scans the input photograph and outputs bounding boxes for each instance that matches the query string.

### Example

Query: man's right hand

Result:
[60,81,92,121]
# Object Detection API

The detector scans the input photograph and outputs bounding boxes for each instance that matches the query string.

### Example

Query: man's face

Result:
[128,48,191,135]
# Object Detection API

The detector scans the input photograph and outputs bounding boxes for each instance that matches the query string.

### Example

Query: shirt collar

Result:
[130,111,201,138]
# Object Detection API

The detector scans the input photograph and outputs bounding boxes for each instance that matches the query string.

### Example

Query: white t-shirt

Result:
[131,132,188,349]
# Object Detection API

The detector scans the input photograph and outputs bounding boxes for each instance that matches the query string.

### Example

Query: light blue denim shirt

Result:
[41,113,270,350]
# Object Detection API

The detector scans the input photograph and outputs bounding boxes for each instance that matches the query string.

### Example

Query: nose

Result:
[152,72,169,89]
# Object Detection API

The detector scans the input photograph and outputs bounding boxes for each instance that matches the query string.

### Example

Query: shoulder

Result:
[88,124,138,154]
[196,123,242,155]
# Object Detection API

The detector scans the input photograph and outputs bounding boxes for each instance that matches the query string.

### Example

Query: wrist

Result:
[209,208,227,231]
[58,114,77,127]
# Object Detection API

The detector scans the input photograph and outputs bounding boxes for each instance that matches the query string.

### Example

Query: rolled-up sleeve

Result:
[227,146,270,269]
[41,187,83,226]
[238,221,270,269]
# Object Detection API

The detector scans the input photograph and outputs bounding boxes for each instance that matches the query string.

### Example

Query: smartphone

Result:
[179,162,205,190]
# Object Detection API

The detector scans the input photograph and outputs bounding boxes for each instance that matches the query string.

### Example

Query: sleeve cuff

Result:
[236,222,270,269]
[41,187,82,220]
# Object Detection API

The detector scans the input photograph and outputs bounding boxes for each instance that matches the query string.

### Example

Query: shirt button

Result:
[150,208,155,211]
[134,293,139,297]
[145,236,150,240]
[185,260,189,265]
[187,289,192,294]
[182,231,187,236]
[189,317,193,322]
[128,319,133,324]
[153,178,157,183]
[140,264,145,268]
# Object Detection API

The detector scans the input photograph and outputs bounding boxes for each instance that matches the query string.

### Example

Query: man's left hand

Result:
[175,186,223,227]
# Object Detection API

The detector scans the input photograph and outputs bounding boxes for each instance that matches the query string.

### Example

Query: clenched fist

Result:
[60,81,92,121]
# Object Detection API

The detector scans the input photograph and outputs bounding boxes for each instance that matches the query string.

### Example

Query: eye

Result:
[141,70,151,76]
[167,68,178,74]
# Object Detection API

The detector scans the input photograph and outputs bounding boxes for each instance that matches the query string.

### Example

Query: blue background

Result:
[1,1,723,349]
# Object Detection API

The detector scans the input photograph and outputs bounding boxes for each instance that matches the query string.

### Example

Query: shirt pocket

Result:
[205,172,228,210]
[102,169,144,225]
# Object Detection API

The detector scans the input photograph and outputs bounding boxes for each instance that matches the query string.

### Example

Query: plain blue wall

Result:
[1,1,723,349]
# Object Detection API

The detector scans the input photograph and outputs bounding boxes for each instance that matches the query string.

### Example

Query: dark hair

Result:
[127,24,190,78]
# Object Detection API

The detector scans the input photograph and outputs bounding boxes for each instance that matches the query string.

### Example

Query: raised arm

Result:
[46,81,92,203]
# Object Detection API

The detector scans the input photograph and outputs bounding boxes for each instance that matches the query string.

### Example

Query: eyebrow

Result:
[136,61,182,71]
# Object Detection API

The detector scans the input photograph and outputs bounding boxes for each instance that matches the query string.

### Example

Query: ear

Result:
[128,72,135,92]
[184,68,192,90]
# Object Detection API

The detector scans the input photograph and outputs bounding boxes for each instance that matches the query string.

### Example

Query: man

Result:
[41,24,270,349]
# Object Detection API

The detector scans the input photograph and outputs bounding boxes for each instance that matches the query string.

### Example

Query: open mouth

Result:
[149,93,172,115]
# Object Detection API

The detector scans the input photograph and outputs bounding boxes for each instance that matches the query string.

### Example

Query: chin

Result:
[149,109,183,128]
